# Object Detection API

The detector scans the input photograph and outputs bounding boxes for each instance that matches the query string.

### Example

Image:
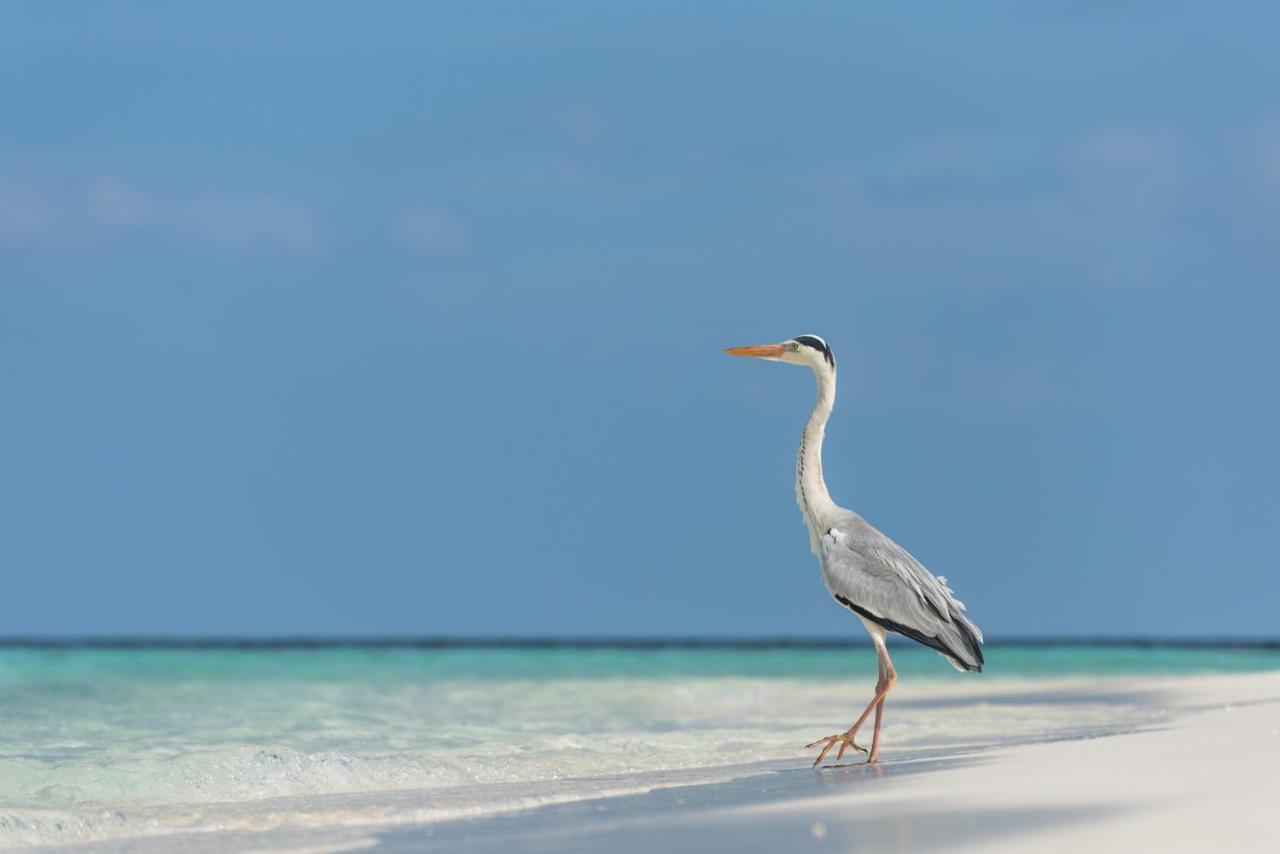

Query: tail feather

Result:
[938,615,984,672]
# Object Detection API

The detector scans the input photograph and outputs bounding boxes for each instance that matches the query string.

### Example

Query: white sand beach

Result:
[371,671,1280,853]
[16,669,1276,854]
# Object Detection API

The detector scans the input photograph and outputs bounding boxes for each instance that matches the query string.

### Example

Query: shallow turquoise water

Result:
[3,643,1278,684]
[1,643,1276,846]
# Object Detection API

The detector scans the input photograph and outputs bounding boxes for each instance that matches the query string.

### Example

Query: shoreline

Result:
[375,670,1280,853]
[13,670,1276,853]
[388,672,1280,854]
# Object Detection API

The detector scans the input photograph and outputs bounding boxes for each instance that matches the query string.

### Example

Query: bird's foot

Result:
[806,730,867,766]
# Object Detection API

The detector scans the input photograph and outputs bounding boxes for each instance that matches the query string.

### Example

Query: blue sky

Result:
[2,2,1278,638]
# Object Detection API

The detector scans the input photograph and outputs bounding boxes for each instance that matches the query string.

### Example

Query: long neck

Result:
[796,365,838,531]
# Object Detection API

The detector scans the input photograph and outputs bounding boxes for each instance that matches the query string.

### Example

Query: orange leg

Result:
[868,684,888,761]
[807,641,897,766]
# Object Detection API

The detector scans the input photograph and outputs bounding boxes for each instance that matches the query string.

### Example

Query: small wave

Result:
[0,763,773,848]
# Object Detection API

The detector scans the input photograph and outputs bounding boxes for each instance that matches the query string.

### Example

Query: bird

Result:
[725,335,984,765]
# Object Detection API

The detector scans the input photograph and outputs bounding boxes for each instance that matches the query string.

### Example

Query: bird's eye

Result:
[790,342,800,351]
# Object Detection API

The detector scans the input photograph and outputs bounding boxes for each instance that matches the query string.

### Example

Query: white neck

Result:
[795,364,839,547]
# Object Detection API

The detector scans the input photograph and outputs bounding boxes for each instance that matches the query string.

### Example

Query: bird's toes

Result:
[808,735,842,766]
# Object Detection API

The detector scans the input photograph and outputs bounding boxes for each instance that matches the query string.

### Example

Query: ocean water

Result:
[1,643,1277,848]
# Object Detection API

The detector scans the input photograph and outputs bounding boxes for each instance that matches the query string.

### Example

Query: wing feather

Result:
[819,513,984,672]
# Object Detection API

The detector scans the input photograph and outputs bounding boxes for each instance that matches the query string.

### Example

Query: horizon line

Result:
[2,634,1279,650]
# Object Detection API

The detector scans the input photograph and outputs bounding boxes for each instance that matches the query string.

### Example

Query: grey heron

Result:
[726,335,984,765]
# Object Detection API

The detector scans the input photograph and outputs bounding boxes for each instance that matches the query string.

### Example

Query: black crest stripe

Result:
[793,335,835,367]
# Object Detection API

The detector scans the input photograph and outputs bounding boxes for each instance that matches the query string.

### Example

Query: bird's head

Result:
[724,335,835,372]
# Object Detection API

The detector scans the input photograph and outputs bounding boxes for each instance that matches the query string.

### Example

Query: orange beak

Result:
[724,343,787,359]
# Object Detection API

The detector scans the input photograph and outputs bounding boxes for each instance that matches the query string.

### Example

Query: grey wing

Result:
[819,514,984,672]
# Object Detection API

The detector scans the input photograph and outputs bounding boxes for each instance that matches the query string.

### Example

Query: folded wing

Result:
[819,515,984,672]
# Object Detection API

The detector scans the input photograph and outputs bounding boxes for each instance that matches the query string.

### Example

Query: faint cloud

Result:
[85,176,156,228]
[0,173,322,250]
[853,128,1182,214]
[1065,127,1182,212]
[840,127,1190,292]
[180,195,321,249]
[861,134,1049,204]
[541,102,610,149]
[390,205,471,255]
[855,136,1034,204]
